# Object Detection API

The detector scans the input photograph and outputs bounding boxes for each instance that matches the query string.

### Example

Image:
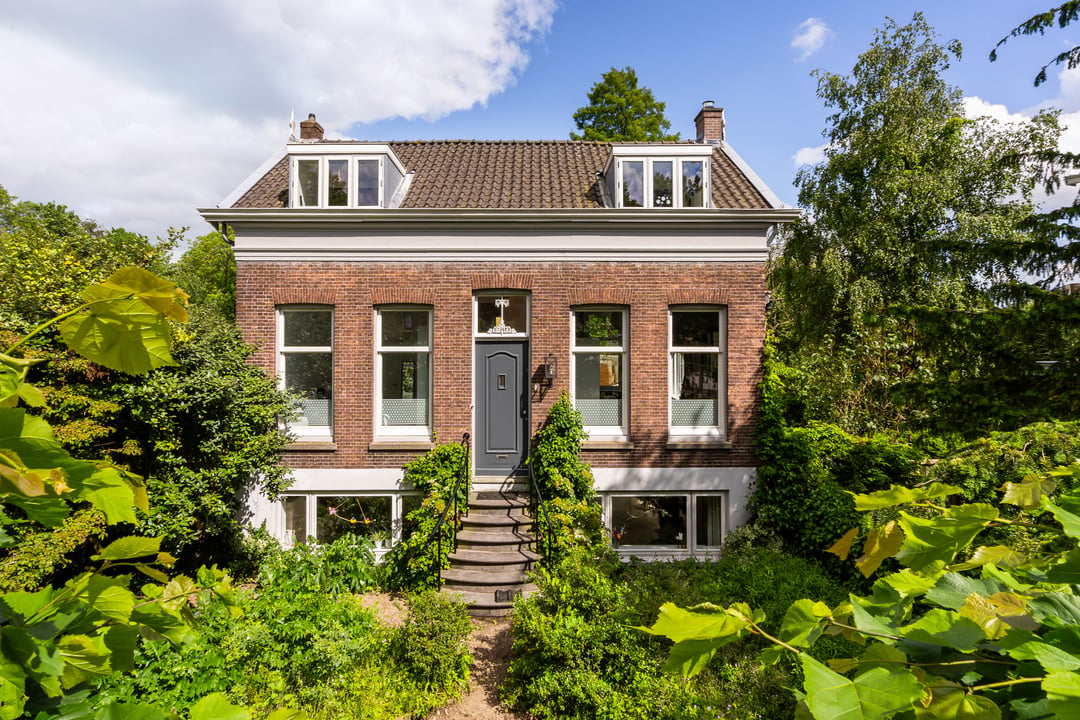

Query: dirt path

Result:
[427,617,524,719]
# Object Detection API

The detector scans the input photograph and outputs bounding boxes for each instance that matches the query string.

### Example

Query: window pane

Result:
[328,159,348,206]
[622,161,644,207]
[401,495,423,541]
[282,496,307,545]
[682,161,704,207]
[611,496,687,546]
[672,311,720,347]
[297,159,319,206]
[316,496,391,544]
[575,353,622,426]
[285,353,333,426]
[672,352,718,426]
[284,310,332,347]
[357,159,379,206]
[381,352,430,425]
[476,295,527,335]
[696,496,723,548]
[575,310,623,347]
[653,161,673,207]
[381,310,430,347]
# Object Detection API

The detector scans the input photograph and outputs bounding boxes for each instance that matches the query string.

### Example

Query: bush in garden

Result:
[393,590,474,695]
[528,393,604,558]
[382,440,469,590]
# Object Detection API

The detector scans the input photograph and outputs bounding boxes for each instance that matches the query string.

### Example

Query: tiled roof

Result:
[231,140,772,210]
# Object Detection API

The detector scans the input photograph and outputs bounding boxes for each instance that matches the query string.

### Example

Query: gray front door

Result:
[475,341,528,476]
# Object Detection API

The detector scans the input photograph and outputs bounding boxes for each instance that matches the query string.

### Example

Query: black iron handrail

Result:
[528,465,557,561]
[420,432,471,587]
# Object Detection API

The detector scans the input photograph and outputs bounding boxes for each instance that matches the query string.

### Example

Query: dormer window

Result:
[610,147,711,209]
[288,145,407,209]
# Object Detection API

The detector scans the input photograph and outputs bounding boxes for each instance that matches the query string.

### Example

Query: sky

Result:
[1,1,1077,242]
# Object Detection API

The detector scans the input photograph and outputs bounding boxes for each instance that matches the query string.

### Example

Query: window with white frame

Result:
[669,307,726,436]
[608,493,725,551]
[618,157,709,208]
[571,308,627,437]
[278,306,333,439]
[376,307,432,436]
[279,494,396,548]
[291,155,385,208]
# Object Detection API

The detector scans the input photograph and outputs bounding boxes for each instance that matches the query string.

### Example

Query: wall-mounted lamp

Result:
[544,354,558,387]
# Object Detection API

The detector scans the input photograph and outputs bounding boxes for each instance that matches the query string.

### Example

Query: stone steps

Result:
[439,491,540,617]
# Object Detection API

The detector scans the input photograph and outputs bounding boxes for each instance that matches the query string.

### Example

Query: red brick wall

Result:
[236,261,766,470]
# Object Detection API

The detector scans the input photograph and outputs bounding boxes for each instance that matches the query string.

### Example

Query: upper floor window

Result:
[292,156,385,208]
[278,306,333,439]
[617,157,709,209]
[572,308,627,437]
[376,307,432,437]
[669,307,725,437]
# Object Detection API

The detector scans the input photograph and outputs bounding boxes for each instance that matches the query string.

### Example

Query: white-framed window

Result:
[669,306,726,438]
[571,307,627,438]
[617,157,709,208]
[278,306,333,439]
[474,293,530,338]
[375,307,432,437]
[607,492,725,552]
[291,156,385,208]
[280,493,403,550]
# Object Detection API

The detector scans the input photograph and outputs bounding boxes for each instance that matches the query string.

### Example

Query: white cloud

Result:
[791,18,832,62]
[793,143,828,167]
[0,0,556,238]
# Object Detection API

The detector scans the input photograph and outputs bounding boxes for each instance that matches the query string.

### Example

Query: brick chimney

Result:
[694,101,725,143]
[299,113,324,141]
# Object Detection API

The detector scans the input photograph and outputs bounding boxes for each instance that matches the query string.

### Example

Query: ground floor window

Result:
[608,493,725,553]
[279,493,420,549]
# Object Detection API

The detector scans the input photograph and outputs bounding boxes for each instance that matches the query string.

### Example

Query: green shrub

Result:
[528,393,604,558]
[394,590,473,695]
[258,532,379,596]
[382,440,469,590]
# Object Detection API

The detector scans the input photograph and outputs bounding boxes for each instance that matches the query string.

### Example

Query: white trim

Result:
[287,142,408,176]
[720,141,791,210]
[571,306,628,439]
[237,250,769,263]
[374,306,433,440]
[616,156,710,209]
[277,305,334,440]
[218,146,288,209]
[669,306,726,439]
[612,144,713,157]
[290,468,406,490]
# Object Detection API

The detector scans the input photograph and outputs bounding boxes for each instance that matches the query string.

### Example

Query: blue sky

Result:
[0,1,1075,237]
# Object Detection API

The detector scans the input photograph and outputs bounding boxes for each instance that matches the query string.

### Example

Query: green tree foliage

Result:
[169,229,236,320]
[992,1,1080,87]
[770,14,1072,439]
[644,463,1080,720]
[570,66,679,142]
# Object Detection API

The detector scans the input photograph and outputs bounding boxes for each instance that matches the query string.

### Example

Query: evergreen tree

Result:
[571,66,679,142]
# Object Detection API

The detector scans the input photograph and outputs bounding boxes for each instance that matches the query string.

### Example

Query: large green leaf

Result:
[639,602,755,677]
[79,468,137,525]
[0,354,36,406]
[0,660,26,720]
[57,634,111,688]
[94,700,168,720]
[102,625,139,674]
[780,600,833,648]
[915,686,1001,720]
[189,692,249,720]
[801,653,925,720]
[1047,549,1080,584]
[1043,671,1080,720]
[1001,471,1057,509]
[1004,638,1080,672]
[926,573,1006,611]
[951,546,1025,572]
[59,308,174,375]
[265,709,307,720]
[1047,501,1080,541]
[852,484,961,511]
[1029,593,1080,626]
[900,609,986,652]
[89,267,188,323]
[856,522,904,578]
[896,504,998,571]
[94,536,160,562]
[85,575,134,624]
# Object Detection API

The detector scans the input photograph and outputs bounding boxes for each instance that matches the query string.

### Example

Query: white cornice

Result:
[612,144,713,157]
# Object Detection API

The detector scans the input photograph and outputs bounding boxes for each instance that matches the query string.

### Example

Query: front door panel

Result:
[475,341,528,475]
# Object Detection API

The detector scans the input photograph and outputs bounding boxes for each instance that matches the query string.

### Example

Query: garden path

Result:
[425,618,523,719]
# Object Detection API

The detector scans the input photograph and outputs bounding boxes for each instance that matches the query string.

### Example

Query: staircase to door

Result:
[440,491,540,617]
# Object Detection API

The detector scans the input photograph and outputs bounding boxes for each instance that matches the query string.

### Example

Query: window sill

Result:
[665,437,732,450]
[368,440,435,452]
[582,439,634,451]
[287,440,338,451]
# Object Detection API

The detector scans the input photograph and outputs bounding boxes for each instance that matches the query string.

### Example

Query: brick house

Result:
[200,103,798,558]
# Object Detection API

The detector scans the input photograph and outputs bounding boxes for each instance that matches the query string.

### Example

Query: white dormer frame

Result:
[610,145,712,210]
[288,144,408,209]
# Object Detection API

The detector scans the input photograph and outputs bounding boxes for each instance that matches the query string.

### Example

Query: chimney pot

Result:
[299,112,324,142]
[694,101,725,143]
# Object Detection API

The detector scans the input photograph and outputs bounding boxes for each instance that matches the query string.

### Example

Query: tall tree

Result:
[570,66,679,142]
[770,14,1066,438]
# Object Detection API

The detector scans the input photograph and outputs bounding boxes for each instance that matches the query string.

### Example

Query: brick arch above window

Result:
[666,288,731,305]
[272,288,337,305]
[370,288,437,306]
[567,288,634,306]
[470,272,533,290]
